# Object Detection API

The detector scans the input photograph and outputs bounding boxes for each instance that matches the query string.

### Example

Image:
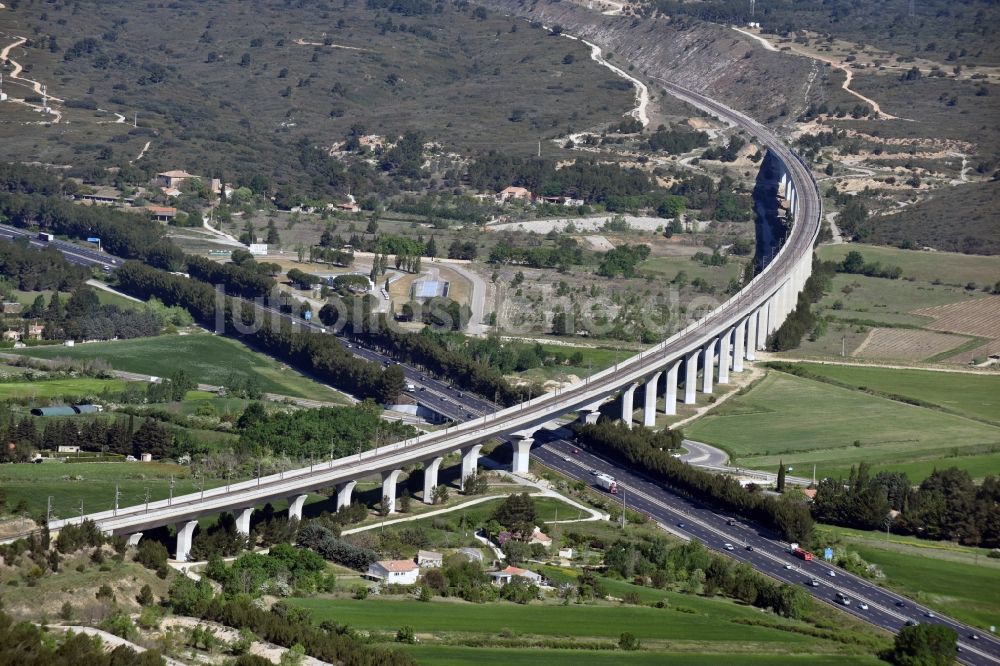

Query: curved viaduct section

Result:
[50,82,821,562]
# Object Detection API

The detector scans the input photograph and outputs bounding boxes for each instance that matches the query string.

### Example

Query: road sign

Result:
[824,547,833,561]
[86,237,100,243]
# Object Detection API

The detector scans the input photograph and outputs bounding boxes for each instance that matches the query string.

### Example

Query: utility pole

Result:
[133,111,137,128]
[79,500,85,521]
[144,488,150,513]
[169,475,175,505]
[113,482,120,516]
[46,496,52,526]
[621,488,626,529]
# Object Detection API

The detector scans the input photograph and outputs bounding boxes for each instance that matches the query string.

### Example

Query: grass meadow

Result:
[0,377,126,401]
[13,332,344,400]
[685,369,1000,481]
[0,461,222,519]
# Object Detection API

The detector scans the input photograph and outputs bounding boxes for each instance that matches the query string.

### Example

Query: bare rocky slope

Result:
[476,0,818,126]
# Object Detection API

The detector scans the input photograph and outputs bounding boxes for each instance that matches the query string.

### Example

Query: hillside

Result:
[0,0,634,195]
[471,0,818,124]
[864,179,1000,255]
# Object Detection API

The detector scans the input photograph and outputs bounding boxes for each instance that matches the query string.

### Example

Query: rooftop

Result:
[375,559,418,572]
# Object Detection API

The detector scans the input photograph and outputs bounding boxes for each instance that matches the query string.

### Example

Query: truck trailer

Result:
[595,473,618,494]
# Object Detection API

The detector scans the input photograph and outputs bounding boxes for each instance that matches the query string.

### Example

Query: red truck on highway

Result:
[792,547,814,561]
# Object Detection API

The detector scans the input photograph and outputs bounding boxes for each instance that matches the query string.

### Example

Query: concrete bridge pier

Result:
[756,301,769,350]
[664,360,680,415]
[766,290,780,334]
[684,349,699,404]
[381,469,402,514]
[126,533,143,547]
[578,401,603,425]
[643,371,662,426]
[288,494,307,521]
[621,383,637,428]
[460,444,483,490]
[717,329,731,384]
[336,480,357,511]
[745,311,757,361]
[702,339,716,394]
[422,456,443,504]
[175,520,198,562]
[234,507,253,536]
[733,319,746,373]
[510,433,534,475]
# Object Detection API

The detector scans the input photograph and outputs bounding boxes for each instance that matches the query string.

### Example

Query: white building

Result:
[368,559,420,585]
[489,565,543,586]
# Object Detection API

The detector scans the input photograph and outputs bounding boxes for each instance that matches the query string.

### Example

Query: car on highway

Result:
[563,456,572,462]
[858,603,869,610]
[925,611,936,618]
[896,601,906,608]
[590,469,598,475]
[827,570,836,577]
[905,619,917,627]
[677,522,686,528]
[784,564,796,570]
[808,579,819,587]
[745,545,753,551]
[723,543,734,551]
[970,634,980,640]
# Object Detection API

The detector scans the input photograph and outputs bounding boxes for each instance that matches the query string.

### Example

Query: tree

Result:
[776,461,786,492]
[491,492,536,535]
[431,484,449,505]
[425,236,437,258]
[137,584,155,606]
[886,624,957,666]
[132,418,171,458]
[29,294,46,318]
[619,632,641,651]
[266,220,281,246]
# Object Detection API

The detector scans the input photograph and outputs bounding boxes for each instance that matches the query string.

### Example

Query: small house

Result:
[2,302,23,314]
[558,547,574,559]
[368,559,420,585]
[416,550,443,568]
[27,324,44,340]
[156,170,196,189]
[497,186,533,203]
[57,445,80,454]
[146,205,178,222]
[489,565,543,587]
[528,527,552,548]
[2,330,21,341]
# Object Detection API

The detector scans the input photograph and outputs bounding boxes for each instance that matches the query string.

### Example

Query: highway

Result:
[526,434,999,664]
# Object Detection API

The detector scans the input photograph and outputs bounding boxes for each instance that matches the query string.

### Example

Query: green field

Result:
[0,377,126,400]
[398,646,882,666]
[816,274,981,326]
[816,245,1000,287]
[639,254,745,291]
[12,332,346,401]
[0,461,223,518]
[788,363,1000,423]
[291,597,813,643]
[685,370,1000,480]
[816,525,1000,629]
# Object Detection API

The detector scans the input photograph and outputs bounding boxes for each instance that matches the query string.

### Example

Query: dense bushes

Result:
[574,421,814,542]
[297,522,378,570]
[0,608,166,665]
[814,463,1000,547]
[204,543,332,597]
[0,192,183,269]
[237,401,413,459]
[186,255,276,300]
[0,240,88,291]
